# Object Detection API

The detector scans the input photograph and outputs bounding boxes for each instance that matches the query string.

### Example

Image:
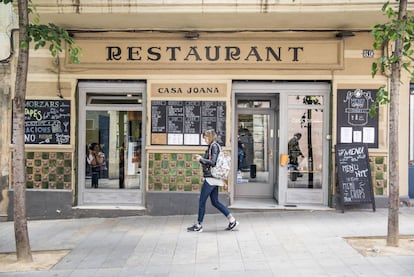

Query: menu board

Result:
[24,100,71,144]
[336,89,378,148]
[151,101,226,145]
[335,143,375,212]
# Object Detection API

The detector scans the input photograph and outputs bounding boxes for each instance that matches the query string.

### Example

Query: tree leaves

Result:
[371,0,414,114]
[1,0,81,63]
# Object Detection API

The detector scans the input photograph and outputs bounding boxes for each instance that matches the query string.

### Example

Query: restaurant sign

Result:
[69,38,343,70]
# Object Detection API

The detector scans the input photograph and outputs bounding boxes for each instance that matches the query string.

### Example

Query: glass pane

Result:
[287,105,323,189]
[288,95,324,106]
[238,114,269,184]
[237,100,271,109]
[85,110,142,189]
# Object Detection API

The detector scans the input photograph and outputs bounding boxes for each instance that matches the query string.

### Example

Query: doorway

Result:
[234,95,279,202]
[232,82,330,207]
[77,81,146,207]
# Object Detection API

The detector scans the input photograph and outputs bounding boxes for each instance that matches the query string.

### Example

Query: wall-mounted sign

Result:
[23,100,71,144]
[151,83,227,98]
[362,49,374,58]
[151,100,226,145]
[70,36,343,70]
[336,89,378,148]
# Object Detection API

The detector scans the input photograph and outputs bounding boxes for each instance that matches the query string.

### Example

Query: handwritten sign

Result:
[24,100,71,144]
[335,143,375,212]
[151,101,226,145]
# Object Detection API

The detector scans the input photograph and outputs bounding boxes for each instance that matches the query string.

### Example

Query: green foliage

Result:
[1,0,81,63]
[28,23,81,63]
[371,1,414,114]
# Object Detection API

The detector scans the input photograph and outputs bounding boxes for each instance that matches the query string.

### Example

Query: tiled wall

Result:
[147,153,203,192]
[25,152,72,189]
[21,151,386,196]
[371,155,387,196]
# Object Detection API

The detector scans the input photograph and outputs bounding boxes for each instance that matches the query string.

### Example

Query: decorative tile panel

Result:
[369,155,387,196]
[24,152,72,189]
[148,152,221,192]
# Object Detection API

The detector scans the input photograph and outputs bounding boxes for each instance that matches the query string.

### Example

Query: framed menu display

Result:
[151,101,226,146]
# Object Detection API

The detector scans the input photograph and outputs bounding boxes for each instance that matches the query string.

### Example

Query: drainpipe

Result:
[0,28,18,63]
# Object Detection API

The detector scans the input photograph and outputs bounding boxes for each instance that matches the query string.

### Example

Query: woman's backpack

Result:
[210,142,231,180]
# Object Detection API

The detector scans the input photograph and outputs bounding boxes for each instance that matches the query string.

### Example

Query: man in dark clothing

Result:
[288,133,304,178]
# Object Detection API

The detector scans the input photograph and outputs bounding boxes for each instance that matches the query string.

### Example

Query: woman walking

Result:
[187,129,239,232]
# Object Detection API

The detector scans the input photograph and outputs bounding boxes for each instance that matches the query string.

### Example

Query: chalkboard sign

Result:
[336,89,378,148]
[151,100,226,145]
[24,100,71,144]
[335,143,375,212]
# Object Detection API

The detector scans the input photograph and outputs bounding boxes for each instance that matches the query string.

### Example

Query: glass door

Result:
[85,111,142,190]
[78,81,145,206]
[235,97,278,199]
[285,94,327,204]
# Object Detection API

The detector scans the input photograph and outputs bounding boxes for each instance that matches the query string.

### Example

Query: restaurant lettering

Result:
[106,45,304,62]
[157,87,220,94]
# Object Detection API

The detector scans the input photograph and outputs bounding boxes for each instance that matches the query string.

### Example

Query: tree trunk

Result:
[13,0,32,262]
[387,0,407,247]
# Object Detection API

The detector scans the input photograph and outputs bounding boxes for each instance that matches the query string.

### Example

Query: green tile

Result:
[154,153,162,160]
[57,152,64,159]
[161,160,169,169]
[154,168,162,175]
[64,175,71,182]
[56,182,64,189]
[35,160,42,167]
[375,172,384,180]
[26,181,33,188]
[34,174,41,181]
[154,183,162,191]
[185,169,193,176]
[42,152,49,159]
[27,152,34,159]
[64,160,71,167]
[42,182,49,189]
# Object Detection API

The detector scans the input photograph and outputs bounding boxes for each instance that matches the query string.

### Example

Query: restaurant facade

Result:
[0,1,413,219]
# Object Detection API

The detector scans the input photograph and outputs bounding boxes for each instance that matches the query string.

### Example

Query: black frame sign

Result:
[151,100,226,146]
[336,89,378,148]
[24,100,71,144]
[335,143,376,212]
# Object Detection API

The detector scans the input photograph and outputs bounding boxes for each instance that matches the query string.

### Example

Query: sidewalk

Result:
[0,208,414,277]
